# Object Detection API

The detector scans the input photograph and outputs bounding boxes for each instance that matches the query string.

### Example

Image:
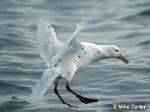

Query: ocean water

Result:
[0,0,150,112]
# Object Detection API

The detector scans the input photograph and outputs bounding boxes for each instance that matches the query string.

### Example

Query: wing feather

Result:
[31,68,59,100]
[65,20,88,48]
[36,20,63,66]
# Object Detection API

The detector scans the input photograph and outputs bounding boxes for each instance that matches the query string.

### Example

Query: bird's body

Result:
[31,20,129,108]
[51,42,111,82]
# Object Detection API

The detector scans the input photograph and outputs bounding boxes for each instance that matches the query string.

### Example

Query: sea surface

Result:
[0,0,150,112]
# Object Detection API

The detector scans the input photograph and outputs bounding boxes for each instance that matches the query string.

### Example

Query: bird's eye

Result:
[115,49,119,52]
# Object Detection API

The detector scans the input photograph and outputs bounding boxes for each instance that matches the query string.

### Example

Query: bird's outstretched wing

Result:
[65,20,88,48]
[52,20,88,63]
[31,20,89,100]
[31,68,59,100]
[51,20,89,82]
[36,20,63,66]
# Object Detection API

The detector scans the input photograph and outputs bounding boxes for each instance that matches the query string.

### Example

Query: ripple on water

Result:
[0,0,150,112]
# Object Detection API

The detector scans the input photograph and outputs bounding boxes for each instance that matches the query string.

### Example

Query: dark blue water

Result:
[0,0,150,112]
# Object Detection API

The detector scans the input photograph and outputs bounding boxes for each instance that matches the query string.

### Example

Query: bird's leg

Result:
[66,83,99,104]
[54,81,77,108]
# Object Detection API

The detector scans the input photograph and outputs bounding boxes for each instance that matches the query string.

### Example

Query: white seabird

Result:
[31,20,129,108]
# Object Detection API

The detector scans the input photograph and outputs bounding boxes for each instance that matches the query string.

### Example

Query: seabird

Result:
[31,20,129,108]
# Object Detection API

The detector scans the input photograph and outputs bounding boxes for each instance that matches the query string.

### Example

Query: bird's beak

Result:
[118,52,129,64]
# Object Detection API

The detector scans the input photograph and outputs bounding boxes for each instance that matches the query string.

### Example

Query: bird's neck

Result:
[97,45,112,59]
[89,45,109,62]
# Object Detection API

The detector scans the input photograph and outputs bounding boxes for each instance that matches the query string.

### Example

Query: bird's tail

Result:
[30,68,58,101]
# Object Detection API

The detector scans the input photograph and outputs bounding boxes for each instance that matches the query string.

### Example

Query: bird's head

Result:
[102,45,129,64]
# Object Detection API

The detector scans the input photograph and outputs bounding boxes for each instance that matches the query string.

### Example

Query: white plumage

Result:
[31,20,129,107]
[36,20,63,66]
